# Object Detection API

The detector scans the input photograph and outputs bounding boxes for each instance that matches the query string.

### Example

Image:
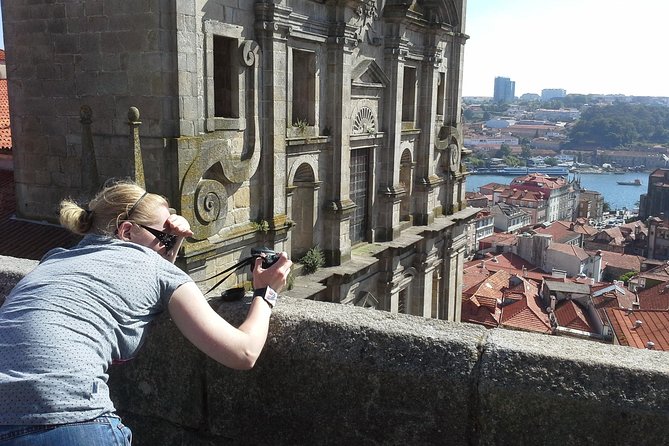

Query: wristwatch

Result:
[254,286,278,309]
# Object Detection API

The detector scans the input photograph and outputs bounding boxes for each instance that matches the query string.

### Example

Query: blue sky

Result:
[1,1,668,97]
[463,0,669,97]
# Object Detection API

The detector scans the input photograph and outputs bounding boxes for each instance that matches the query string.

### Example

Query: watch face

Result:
[265,288,278,306]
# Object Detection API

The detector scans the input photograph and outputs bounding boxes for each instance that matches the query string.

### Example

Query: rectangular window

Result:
[213,36,238,118]
[436,72,445,116]
[350,149,369,244]
[292,49,315,125]
[402,66,416,122]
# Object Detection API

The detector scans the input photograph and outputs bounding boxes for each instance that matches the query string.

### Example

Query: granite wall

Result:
[1,256,668,445]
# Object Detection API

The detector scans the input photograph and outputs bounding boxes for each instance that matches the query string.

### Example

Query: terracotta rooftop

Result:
[466,251,547,282]
[606,308,669,351]
[510,173,568,190]
[547,242,590,261]
[0,79,11,151]
[531,221,583,244]
[593,250,644,273]
[636,282,669,310]
[0,170,82,260]
[554,300,593,332]
[500,284,551,334]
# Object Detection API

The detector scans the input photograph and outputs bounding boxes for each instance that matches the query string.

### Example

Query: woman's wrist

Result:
[253,286,278,309]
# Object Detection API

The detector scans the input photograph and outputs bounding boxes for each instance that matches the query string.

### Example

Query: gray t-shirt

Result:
[0,234,193,425]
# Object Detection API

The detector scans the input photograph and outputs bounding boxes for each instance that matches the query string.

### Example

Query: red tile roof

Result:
[595,251,644,273]
[510,173,568,191]
[463,252,546,282]
[606,308,669,351]
[500,293,552,334]
[531,222,582,244]
[636,282,669,310]
[0,170,82,259]
[548,243,590,261]
[554,300,592,332]
[0,79,11,151]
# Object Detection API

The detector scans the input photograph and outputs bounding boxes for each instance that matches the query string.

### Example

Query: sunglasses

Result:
[138,224,178,251]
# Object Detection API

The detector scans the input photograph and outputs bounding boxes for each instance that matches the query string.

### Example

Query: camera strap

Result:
[203,256,254,296]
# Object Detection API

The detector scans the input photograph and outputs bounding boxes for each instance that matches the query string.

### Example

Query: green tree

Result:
[618,271,637,285]
[504,155,522,167]
[544,157,558,166]
[495,143,511,158]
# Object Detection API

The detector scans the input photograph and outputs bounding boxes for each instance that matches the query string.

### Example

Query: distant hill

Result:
[566,103,669,148]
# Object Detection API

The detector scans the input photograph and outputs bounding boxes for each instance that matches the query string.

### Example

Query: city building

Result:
[577,190,604,221]
[509,173,579,222]
[532,108,580,122]
[493,76,515,103]
[464,210,494,258]
[645,217,669,261]
[463,133,518,151]
[491,202,531,233]
[640,168,669,220]
[541,88,566,101]
[497,188,548,225]
[2,1,475,321]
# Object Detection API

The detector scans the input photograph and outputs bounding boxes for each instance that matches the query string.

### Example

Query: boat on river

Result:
[617,179,642,186]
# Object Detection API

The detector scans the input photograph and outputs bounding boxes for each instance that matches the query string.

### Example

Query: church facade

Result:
[3,0,475,320]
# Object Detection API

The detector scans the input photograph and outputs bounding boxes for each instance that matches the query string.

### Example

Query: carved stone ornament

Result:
[194,179,228,230]
[449,143,460,172]
[353,106,376,134]
[354,0,383,45]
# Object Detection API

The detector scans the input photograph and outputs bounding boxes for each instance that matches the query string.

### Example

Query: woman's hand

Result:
[252,252,292,292]
[162,213,193,263]
[165,213,194,238]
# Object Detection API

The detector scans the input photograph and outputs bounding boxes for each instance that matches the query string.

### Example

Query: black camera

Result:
[251,247,281,269]
[204,246,282,296]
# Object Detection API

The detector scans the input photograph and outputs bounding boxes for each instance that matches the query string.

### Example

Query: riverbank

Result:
[466,171,647,211]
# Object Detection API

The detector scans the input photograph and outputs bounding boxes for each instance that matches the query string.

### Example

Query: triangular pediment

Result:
[351,59,390,89]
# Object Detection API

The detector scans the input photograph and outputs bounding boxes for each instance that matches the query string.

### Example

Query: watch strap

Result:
[254,286,277,309]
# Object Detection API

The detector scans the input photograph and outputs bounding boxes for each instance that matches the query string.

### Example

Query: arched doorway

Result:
[399,149,413,221]
[291,163,316,260]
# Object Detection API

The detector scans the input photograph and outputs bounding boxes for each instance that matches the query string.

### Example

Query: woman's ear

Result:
[117,221,133,241]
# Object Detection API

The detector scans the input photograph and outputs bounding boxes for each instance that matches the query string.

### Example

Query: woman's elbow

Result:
[226,349,261,370]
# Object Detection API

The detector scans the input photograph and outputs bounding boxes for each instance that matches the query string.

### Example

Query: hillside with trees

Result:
[566,103,669,148]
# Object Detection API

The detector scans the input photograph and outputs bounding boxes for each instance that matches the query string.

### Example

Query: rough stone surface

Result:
[2,257,668,445]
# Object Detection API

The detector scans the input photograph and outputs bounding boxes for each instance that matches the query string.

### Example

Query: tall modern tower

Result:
[493,76,515,103]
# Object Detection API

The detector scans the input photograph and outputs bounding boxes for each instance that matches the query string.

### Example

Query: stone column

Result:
[413,43,442,225]
[377,35,409,241]
[322,34,356,265]
[256,16,290,237]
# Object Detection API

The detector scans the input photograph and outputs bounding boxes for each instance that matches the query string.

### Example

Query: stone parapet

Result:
[1,255,668,445]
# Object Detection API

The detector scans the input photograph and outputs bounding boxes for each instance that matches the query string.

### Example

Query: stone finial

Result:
[128,106,145,189]
[128,106,140,123]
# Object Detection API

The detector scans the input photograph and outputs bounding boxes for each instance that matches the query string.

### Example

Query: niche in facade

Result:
[436,72,446,117]
[213,35,239,119]
[402,66,417,123]
[292,49,316,126]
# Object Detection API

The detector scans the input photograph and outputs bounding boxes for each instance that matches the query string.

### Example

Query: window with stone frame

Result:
[213,35,239,119]
[402,66,417,122]
[350,149,370,244]
[436,72,446,116]
[292,49,316,126]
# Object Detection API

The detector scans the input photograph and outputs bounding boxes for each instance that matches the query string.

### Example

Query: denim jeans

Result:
[0,415,132,445]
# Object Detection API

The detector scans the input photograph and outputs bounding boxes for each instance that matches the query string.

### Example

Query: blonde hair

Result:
[59,180,169,235]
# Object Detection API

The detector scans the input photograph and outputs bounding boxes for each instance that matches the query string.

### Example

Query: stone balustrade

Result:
[1,255,668,445]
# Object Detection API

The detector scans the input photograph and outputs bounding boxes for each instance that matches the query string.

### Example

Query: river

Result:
[465,171,648,212]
